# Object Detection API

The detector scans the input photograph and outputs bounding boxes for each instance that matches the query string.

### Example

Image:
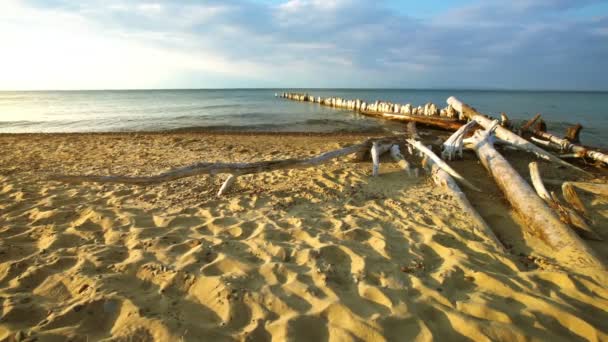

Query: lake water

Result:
[1,89,606,147]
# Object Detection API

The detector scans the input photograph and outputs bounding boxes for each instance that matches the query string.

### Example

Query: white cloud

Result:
[0,0,266,90]
[0,0,606,90]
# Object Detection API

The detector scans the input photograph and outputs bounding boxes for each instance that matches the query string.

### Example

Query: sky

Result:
[1,0,607,90]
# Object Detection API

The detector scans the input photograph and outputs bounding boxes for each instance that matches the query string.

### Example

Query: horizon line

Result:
[1,87,608,93]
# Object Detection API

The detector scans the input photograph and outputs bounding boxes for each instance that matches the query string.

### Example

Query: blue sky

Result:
[1,0,607,90]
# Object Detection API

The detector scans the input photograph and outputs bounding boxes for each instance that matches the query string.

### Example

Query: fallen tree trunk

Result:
[360,110,464,131]
[529,162,601,241]
[447,97,587,174]
[406,139,481,192]
[430,161,505,251]
[543,180,608,197]
[467,126,604,269]
[51,137,398,185]
[532,130,608,166]
[371,142,393,177]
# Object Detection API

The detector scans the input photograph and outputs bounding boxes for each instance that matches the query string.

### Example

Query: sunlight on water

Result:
[0,89,606,147]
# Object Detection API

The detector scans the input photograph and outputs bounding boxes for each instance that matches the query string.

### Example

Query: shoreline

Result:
[0,129,392,138]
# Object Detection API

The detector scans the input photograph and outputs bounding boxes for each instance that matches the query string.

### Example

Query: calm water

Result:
[1,89,606,147]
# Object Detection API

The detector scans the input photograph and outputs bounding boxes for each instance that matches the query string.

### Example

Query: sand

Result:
[0,132,607,341]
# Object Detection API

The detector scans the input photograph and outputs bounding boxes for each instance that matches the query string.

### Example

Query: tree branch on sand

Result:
[50,137,400,187]
[465,121,604,269]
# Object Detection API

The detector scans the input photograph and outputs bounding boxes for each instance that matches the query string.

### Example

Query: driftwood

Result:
[529,137,574,157]
[51,137,398,185]
[520,114,541,134]
[500,112,511,129]
[371,142,392,177]
[562,183,590,217]
[467,124,604,269]
[531,129,608,165]
[406,122,421,140]
[447,97,587,174]
[565,124,583,143]
[534,119,547,133]
[361,110,463,131]
[543,180,608,197]
[406,139,481,192]
[442,121,477,161]
[390,145,413,176]
[279,92,466,132]
[402,124,503,249]
[528,162,601,241]
[428,156,505,251]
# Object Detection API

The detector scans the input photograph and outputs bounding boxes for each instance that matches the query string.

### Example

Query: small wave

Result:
[167,120,390,134]
[0,120,48,128]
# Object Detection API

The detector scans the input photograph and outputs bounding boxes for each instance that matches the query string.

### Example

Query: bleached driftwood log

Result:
[430,157,505,251]
[442,120,477,161]
[390,145,413,176]
[543,180,608,197]
[531,129,608,165]
[447,97,586,174]
[406,139,481,192]
[562,182,589,216]
[529,162,601,241]
[467,125,604,269]
[530,136,555,148]
[51,137,398,185]
[528,162,553,202]
[371,142,392,177]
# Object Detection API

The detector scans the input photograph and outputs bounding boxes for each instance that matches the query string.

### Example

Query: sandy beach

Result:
[0,131,607,341]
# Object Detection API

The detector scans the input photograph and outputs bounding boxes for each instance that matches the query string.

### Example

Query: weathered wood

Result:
[562,183,588,216]
[390,145,412,176]
[530,136,558,149]
[520,114,541,133]
[281,92,465,131]
[51,138,397,185]
[565,124,583,143]
[442,121,477,161]
[431,163,505,251]
[532,130,608,165]
[361,110,463,131]
[406,122,421,140]
[467,127,604,269]
[406,139,481,192]
[534,119,547,133]
[371,142,392,177]
[500,112,511,129]
[529,162,601,241]
[541,180,608,197]
[447,96,587,174]
[528,162,552,202]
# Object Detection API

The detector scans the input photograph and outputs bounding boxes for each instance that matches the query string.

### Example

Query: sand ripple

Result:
[0,133,607,341]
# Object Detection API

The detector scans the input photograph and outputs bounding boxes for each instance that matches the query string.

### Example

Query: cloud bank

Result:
[1,0,607,90]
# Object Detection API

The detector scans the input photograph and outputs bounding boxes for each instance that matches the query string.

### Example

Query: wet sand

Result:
[0,132,607,341]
